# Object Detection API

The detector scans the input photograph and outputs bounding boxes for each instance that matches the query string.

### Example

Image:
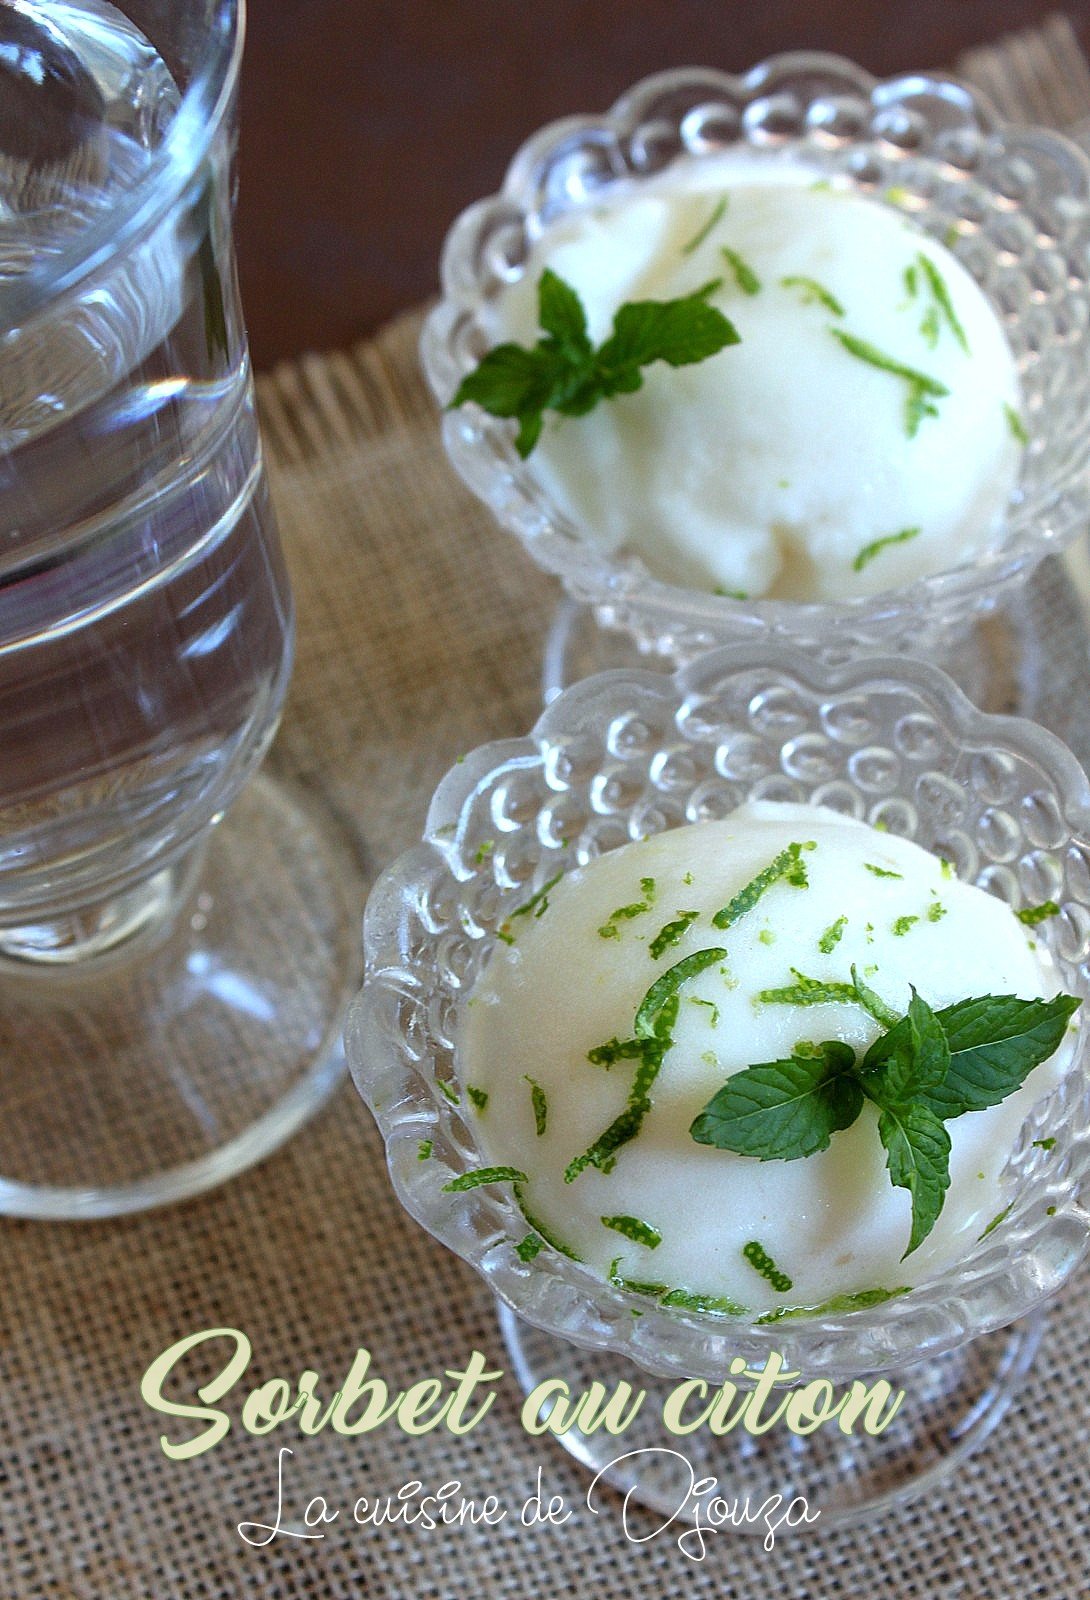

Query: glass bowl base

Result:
[498,1300,1046,1531]
[0,773,362,1219]
[543,550,1090,761]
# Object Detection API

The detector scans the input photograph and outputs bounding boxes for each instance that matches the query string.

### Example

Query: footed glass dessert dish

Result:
[348,646,1090,1524]
[422,56,1090,675]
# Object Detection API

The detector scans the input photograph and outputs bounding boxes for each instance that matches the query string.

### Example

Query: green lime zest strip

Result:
[756,968,857,1007]
[681,195,728,255]
[917,253,969,353]
[978,1202,1014,1241]
[831,328,948,438]
[525,1075,548,1136]
[850,966,900,1030]
[711,841,815,930]
[742,1239,793,1293]
[443,1166,527,1191]
[607,1259,746,1314]
[514,1185,583,1261]
[661,1287,747,1315]
[755,1286,908,1323]
[564,1032,671,1183]
[1004,402,1028,445]
[780,274,844,316]
[598,894,653,939]
[510,871,563,922]
[634,950,727,1037]
[1016,901,1059,927]
[818,915,847,954]
[853,526,920,574]
[601,1214,663,1249]
[720,245,761,295]
[587,1035,658,1069]
[648,910,700,961]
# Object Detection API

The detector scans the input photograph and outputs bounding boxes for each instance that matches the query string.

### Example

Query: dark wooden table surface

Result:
[236,1,1090,368]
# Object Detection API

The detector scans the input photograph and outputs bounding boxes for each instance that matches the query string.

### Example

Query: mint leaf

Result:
[861,988,949,1106]
[451,341,561,419]
[595,279,739,386]
[537,267,591,356]
[689,1040,863,1160]
[451,271,739,456]
[920,993,1080,1119]
[876,1100,951,1256]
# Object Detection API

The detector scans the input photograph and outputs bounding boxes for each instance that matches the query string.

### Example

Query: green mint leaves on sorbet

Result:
[450,269,740,457]
[691,989,1078,1256]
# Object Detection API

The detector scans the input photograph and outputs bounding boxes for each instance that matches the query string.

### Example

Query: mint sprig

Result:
[451,268,740,457]
[690,1040,863,1160]
[918,993,1078,1119]
[690,988,1078,1255]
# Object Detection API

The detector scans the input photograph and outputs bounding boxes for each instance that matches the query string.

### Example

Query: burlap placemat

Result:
[5,20,1090,1599]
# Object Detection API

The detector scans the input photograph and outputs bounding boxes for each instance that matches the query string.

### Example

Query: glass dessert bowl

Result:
[422,55,1090,676]
[347,644,1090,1523]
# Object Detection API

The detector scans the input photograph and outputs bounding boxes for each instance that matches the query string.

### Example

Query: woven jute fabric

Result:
[6,22,1090,1599]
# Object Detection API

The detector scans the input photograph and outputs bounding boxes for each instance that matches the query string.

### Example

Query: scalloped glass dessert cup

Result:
[422,54,1090,687]
[348,644,1090,1526]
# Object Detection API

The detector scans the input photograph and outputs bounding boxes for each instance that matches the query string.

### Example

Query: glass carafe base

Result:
[0,773,361,1218]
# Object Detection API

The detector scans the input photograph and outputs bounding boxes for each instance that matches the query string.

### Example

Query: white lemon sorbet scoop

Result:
[483,160,1024,601]
[457,803,1075,1318]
